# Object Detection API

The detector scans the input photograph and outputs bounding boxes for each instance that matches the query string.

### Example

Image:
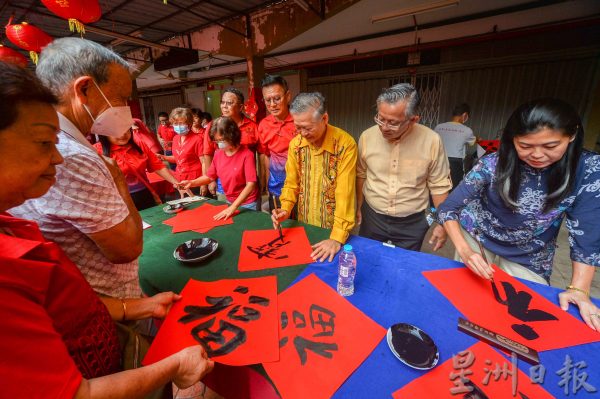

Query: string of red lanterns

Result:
[4,18,53,64]
[40,0,102,34]
[0,45,28,68]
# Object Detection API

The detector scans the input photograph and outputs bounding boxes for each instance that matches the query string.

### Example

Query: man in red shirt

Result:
[203,87,258,197]
[157,111,176,169]
[257,75,296,211]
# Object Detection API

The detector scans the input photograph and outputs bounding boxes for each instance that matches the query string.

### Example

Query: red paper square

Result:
[143,276,279,366]
[393,342,554,398]
[423,266,600,352]
[163,203,238,233]
[238,227,315,272]
[263,273,386,399]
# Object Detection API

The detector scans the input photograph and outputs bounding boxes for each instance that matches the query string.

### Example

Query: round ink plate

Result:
[163,203,185,214]
[386,323,439,370]
[173,238,219,263]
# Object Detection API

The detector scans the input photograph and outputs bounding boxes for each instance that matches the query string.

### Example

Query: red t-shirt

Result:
[172,131,204,181]
[203,117,258,156]
[93,140,165,192]
[257,113,296,156]
[0,213,121,397]
[206,146,258,204]
[158,124,175,151]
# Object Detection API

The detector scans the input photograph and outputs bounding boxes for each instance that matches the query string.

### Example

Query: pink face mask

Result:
[83,80,133,138]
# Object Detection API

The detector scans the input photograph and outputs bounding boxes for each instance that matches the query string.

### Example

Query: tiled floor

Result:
[420,222,600,298]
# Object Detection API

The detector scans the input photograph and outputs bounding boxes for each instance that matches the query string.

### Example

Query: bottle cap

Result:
[343,244,353,251]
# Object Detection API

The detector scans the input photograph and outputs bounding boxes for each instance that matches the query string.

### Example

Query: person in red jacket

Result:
[95,129,182,210]
[132,118,163,155]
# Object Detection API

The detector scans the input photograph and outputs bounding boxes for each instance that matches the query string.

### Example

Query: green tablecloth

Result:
[139,200,330,295]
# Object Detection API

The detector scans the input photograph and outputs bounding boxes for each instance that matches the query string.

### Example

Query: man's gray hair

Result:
[289,92,327,120]
[376,83,420,117]
[36,37,130,98]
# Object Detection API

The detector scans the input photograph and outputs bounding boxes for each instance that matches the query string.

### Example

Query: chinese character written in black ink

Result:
[556,355,597,395]
[280,304,338,365]
[491,281,558,340]
[178,285,270,357]
[247,236,291,260]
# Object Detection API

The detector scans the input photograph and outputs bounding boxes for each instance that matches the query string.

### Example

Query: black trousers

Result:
[359,202,429,251]
[130,188,158,211]
[448,157,464,191]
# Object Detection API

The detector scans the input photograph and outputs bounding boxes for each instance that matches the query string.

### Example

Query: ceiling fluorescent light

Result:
[371,0,459,24]
[294,0,310,12]
[85,25,170,51]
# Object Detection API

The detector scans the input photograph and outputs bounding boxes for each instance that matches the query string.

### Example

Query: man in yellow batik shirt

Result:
[272,92,357,263]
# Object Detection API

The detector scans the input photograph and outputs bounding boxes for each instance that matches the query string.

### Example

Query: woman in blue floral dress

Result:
[438,98,600,330]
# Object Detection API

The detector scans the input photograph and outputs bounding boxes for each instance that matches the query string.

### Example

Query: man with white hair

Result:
[12,38,143,299]
[356,83,452,251]
[272,92,357,262]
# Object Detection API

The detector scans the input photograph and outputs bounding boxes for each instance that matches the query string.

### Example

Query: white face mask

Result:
[83,80,133,138]
[217,141,229,150]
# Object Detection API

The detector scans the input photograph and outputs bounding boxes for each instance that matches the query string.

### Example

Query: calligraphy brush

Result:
[473,229,494,282]
[273,194,284,242]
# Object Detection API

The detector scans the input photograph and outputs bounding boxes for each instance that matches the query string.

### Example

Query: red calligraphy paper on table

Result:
[163,203,239,233]
[263,273,386,399]
[238,227,314,272]
[392,342,553,398]
[143,276,279,366]
[423,266,600,352]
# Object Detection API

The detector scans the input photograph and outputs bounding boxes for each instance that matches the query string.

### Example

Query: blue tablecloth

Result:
[139,203,599,398]
[292,235,600,398]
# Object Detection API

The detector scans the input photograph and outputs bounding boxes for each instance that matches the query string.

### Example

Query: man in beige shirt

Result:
[356,83,452,251]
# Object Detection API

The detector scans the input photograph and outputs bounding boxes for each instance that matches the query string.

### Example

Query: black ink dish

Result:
[163,203,185,214]
[386,323,439,370]
[173,238,219,263]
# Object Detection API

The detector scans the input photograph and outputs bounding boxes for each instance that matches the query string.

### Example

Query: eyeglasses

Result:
[220,100,238,107]
[264,96,283,105]
[374,114,410,131]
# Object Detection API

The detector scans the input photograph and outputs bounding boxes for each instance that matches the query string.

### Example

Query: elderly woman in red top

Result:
[95,129,182,210]
[0,61,213,398]
[158,107,208,196]
[181,116,259,220]
[132,117,163,155]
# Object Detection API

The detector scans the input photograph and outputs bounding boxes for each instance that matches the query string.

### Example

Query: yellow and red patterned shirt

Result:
[280,124,357,243]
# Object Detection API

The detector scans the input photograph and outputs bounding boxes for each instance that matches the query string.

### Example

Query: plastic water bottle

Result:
[337,244,357,296]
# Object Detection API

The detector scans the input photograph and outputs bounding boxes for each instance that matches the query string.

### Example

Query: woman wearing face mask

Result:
[180,117,259,220]
[157,107,207,196]
[438,98,600,331]
[94,128,182,210]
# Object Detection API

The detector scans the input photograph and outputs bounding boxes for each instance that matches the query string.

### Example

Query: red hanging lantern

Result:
[5,20,53,64]
[41,0,101,34]
[0,45,28,68]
